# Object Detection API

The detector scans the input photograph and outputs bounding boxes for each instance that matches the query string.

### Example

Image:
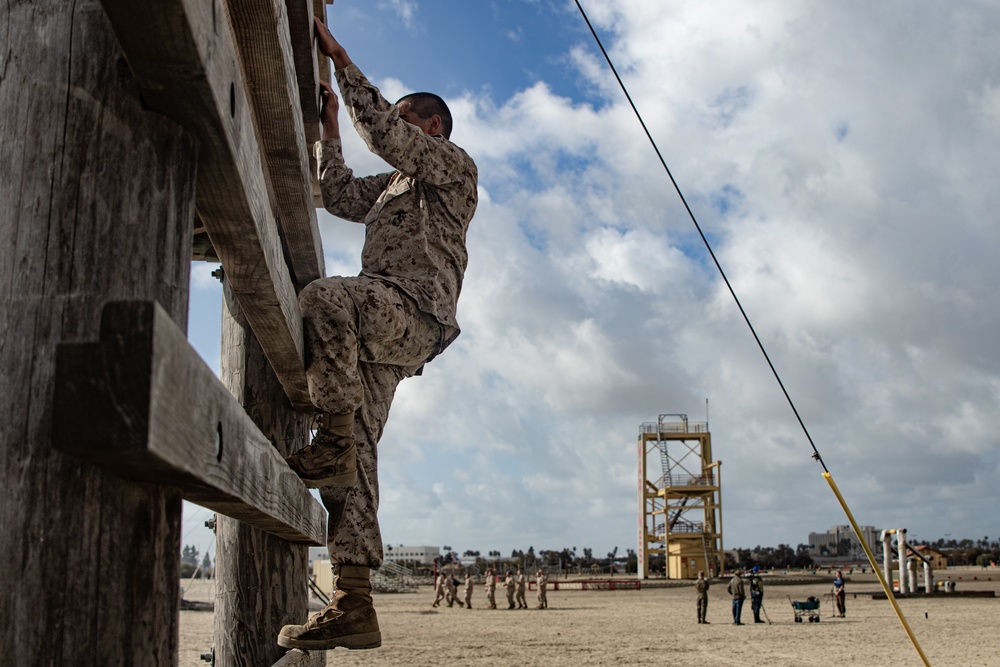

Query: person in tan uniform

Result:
[485,569,497,609]
[515,568,527,609]
[536,570,548,609]
[278,15,478,653]
[695,571,710,624]
[463,572,474,609]
[503,571,516,609]
[432,572,446,608]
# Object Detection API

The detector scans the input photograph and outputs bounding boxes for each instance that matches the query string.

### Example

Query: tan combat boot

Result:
[285,412,357,487]
[277,564,380,650]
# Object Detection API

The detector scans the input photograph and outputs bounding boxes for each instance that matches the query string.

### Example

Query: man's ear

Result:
[429,114,443,135]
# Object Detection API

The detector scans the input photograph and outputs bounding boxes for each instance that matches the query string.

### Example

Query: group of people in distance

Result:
[432,568,549,610]
[697,567,847,625]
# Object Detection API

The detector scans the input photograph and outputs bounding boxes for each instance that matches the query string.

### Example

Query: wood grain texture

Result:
[215,279,327,667]
[98,0,313,409]
[287,0,333,209]
[0,1,195,663]
[52,301,327,545]
[228,0,324,285]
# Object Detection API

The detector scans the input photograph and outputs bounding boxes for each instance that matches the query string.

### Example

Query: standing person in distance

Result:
[463,571,474,609]
[695,570,711,624]
[833,570,847,618]
[515,568,528,609]
[536,569,549,609]
[727,569,746,625]
[748,566,765,623]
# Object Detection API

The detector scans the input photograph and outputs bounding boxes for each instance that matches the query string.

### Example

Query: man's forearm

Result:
[315,17,353,71]
[331,50,352,71]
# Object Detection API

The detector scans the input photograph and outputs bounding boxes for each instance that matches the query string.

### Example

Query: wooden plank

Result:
[287,0,332,148]
[0,1,196,662]
[227,0,324,285]
[52,301,327,545]
[215,280,326,666]
[286,0,333,206]
[98,0,313,409]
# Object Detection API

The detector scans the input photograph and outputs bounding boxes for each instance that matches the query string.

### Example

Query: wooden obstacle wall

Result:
[1,0,333,664]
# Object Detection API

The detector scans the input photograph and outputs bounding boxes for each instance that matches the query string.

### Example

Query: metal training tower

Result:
[637,413,723,579]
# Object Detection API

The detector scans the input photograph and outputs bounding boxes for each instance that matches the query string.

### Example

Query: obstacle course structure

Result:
[637,414,723,579]
[2,1,338,665]
[881,528,935,595]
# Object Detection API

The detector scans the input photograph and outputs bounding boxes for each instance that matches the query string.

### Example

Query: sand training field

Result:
[180,571,1000,666]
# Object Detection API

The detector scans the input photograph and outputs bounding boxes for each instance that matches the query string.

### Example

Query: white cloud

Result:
[188,1,1000,557]
[379,0,418,29]
[371,0,1000,553]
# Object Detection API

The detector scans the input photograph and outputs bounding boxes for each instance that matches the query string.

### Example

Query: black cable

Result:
[573,0,828,473]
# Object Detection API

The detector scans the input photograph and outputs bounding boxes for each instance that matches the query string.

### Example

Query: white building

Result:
[385,545,440,566]
[808,524,881,559]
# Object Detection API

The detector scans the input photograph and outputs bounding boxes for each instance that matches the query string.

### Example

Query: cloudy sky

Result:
[183,0,1000,561]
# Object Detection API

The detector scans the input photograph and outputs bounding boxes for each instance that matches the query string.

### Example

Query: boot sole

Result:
[299,470,358,488]
[277,630,381,651]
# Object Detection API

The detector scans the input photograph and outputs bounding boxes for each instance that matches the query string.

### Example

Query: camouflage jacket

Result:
[316,63,479,353]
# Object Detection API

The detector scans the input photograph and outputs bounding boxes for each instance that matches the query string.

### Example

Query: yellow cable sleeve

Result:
[822,472,931,666]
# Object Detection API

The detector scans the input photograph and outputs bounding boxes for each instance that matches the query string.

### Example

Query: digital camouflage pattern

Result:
[318,62,479,350]
[300,277,440,414]
[306,62,478,568]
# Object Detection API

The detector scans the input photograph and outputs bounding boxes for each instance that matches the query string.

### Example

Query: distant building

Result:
[912,545,949,570]
[385,545,440,566]
[808,525,881,560]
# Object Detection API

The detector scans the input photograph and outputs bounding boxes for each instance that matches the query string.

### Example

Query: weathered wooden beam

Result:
[1,2,195,661]
[286,0,333,207]
[287,0,332,148]
[215,280,326,667]
[227,0,324,285]
[52,301,327,546]
[98,0,313,409]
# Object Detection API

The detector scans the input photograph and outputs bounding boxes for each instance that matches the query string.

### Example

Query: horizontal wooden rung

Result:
[52,301,326,546]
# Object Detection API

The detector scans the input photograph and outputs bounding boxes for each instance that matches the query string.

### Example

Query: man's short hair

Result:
[397,92,453,139]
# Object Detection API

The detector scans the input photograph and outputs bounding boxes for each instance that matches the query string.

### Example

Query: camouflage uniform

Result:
[504,572,516,609]
[695,573,710,623]
[515,570,527,608]
[463,573,473,609]
[432,573,446,607]
[307,62,478,568]
[486,571,497,609]
[536,571,548,609]
[749,570,765,623]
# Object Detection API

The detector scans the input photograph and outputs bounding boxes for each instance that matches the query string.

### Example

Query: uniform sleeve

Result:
[315,138,393,223]
[335,63,473,188]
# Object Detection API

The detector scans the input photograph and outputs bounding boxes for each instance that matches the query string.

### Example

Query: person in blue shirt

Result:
[833,571,846,617]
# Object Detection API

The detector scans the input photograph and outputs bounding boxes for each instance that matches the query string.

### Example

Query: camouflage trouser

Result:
[300,276,441,567]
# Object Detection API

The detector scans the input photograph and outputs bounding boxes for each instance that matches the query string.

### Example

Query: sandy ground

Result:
[179,573,1000,666]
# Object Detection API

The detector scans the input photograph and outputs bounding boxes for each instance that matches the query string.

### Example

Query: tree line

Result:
[180,534,999,580]
[180,545,214,578]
